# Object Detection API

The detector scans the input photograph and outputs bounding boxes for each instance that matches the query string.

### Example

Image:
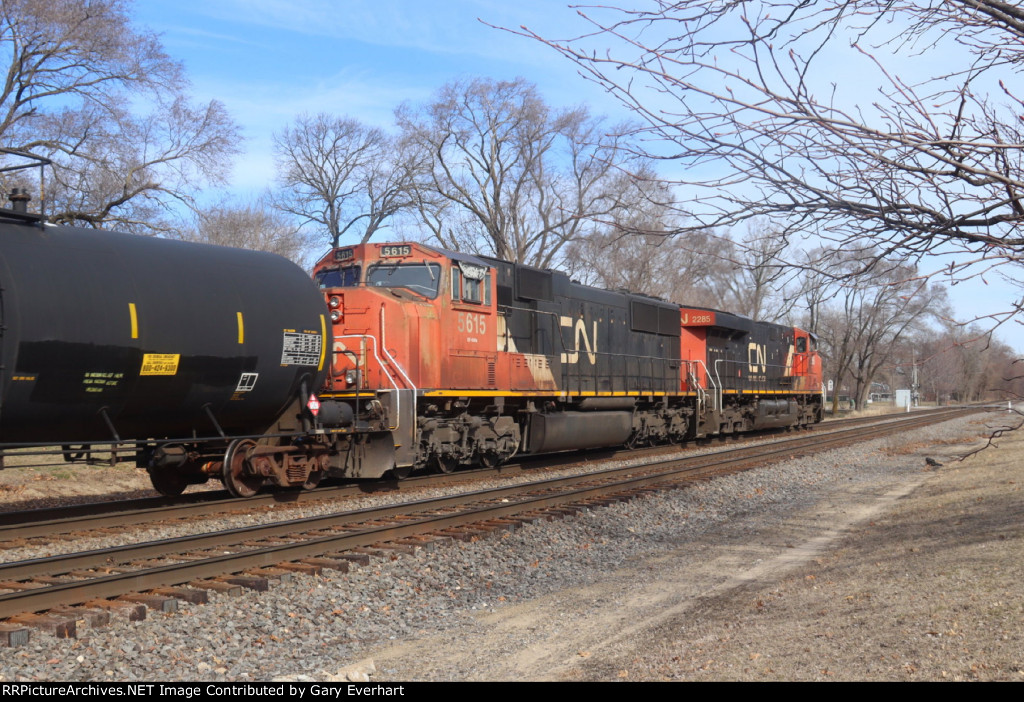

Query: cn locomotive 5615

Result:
[313,242,823,483]
[0,197,823,497]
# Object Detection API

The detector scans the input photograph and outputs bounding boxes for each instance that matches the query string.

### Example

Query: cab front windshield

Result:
[316,266,361,288]
[367,262,441,298]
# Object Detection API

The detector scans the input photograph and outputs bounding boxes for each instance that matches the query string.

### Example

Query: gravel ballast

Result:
[0,411,1020,681]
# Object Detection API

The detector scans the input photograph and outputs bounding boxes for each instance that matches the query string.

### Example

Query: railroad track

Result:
[0,406,979,542]
[0,405,982,641]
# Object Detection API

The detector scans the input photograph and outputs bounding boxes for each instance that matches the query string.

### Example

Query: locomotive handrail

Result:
[379,304,418,401]
[562,347,678,396]
[712,358,803,394]
[683,360,709,414]
[692,374,707,415]
[379,304,418,460]
[331,305,417,436]
[333,332,402,432]
[696,360,720,412]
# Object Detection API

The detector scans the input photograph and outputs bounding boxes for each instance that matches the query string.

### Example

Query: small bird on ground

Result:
[925,457,943,468]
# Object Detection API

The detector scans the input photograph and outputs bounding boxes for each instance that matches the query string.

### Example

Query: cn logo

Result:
[560,316,598,364]
[748,342,767,374]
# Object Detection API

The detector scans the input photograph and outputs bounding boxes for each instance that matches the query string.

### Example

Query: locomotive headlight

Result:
[328,296,342,308]
[345,369,360,385]
[330,308,342,322]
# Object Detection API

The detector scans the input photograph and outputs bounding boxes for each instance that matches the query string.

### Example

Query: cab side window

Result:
[451,265,491,305]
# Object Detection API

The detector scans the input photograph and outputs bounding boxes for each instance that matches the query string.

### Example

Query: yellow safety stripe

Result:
[128,303,138,339]
[318,314,327,371]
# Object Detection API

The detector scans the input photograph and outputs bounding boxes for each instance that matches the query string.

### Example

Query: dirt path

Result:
[365,423,1023,681]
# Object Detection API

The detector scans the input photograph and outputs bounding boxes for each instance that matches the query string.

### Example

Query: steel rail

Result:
[0,407,979,619]
[0,406,976,538]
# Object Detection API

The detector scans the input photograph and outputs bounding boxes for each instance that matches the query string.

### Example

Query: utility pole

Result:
[912,351,920,408]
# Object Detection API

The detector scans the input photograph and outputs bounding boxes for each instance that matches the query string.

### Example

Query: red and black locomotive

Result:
[313,241,823,481]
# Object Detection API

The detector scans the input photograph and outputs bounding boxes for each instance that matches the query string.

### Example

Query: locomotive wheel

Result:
[432,455,458,474]
[478,452,502,469]
[385,464,413,480]
[148,467,188,497]
[626,433,646,450]
[222,439,263,498]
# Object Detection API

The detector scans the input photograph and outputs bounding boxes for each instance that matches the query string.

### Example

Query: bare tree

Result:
[0,0,240,232]
[901,333,984,406]
[811,255,949,410]
[397,77,655,268]
[565,225,732,307]
[915,323,1024,404]
[716,221,792,322]
[987,340,1024,401]
[518,1,1024,326]
[794,247,837,337]
[567,214,795,323]
[175,199,314,267]
[272,114,417,248]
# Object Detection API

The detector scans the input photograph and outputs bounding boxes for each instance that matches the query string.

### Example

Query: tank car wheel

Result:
[222,439,263,498]
[148,468,188,497]
[303,470,323,490]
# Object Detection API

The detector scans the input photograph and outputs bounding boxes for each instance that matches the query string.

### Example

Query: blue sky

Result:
[135,1,620,190]
[133,1,1023,353]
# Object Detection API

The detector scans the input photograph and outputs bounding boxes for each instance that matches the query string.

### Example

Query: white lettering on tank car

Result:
[235,372,259,392]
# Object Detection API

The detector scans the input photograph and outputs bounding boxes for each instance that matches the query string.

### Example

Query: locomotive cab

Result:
[313,242,507,477]
[314,242,486,394]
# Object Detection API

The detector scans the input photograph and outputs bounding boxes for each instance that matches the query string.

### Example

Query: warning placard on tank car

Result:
[281,331,322,366]
[236,372,259,392]
[140,353,180,376]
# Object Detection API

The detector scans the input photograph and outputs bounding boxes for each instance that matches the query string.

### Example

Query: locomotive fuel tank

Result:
[0,222,329,445]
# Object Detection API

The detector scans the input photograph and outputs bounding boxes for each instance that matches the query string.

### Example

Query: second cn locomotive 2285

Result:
[0,202,823,496]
